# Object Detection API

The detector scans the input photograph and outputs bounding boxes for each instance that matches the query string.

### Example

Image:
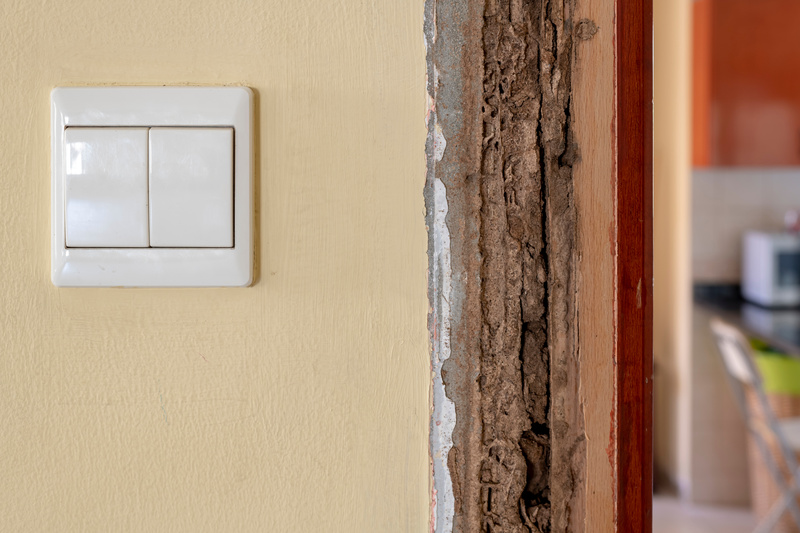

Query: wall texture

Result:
[0,1,429,532]
[653,0,692,499]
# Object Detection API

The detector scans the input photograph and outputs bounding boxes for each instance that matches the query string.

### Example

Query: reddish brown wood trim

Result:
[616,0,654,531]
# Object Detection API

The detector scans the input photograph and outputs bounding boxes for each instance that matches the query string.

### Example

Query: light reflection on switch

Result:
[64,128,149,248]
[67,141,88,175]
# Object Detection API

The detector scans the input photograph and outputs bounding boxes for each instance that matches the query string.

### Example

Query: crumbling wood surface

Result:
[477,1,584,531]
[430,0,589,531]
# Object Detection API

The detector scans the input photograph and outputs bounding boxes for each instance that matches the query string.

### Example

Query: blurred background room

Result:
[654,0,800,531]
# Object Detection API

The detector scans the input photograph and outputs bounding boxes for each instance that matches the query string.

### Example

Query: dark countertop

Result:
[695,284,800,356]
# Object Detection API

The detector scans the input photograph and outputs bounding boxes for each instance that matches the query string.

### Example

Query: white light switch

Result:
[65,127,149,247]
[149,128,233,248]
[52,87,253,287]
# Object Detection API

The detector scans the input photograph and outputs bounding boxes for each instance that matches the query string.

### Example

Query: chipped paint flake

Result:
[426,1,455,530]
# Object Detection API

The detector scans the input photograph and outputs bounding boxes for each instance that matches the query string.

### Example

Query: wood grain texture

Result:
[431,0,653,530]
[617,0,654,530]
[572,0,616,530]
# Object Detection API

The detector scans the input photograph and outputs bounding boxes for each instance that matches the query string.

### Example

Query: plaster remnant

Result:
[426,1,457,531]
[434,123,448,162]
[430,173,456,533]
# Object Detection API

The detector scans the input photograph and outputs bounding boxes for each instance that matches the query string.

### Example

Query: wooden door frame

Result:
[617,0,654,529]
[425,0,653,530]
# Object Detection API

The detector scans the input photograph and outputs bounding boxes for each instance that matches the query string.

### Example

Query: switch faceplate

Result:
[51,87,253,288]
[149,128,234,248]
[65,127,150,248]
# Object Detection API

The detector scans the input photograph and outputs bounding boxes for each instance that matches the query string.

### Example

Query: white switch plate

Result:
[51,87,253,288]
[65,127,150,248]
[149,127,234,248]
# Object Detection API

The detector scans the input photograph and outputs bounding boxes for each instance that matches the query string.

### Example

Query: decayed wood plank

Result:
[477,1,585,531]
[428,0,652,529]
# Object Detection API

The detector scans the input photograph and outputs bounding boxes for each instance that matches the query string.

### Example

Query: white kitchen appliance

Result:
[742,231,800,307]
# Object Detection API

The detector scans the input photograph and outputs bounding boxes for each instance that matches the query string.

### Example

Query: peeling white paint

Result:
[427,73,455,533]
[433,122,446,162]
[425,3,455,529]
[430,168,455,533]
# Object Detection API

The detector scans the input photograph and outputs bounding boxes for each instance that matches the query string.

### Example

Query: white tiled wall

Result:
[693,168,800,281]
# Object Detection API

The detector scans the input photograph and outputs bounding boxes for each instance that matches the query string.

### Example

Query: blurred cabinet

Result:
[693,0,800,167]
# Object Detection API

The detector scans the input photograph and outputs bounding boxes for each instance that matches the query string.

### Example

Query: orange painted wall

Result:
[693,0,800,166]
[692,0,712,167]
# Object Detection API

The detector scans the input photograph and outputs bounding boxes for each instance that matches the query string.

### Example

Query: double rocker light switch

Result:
[65,127,234,249]
[52,87,252,288]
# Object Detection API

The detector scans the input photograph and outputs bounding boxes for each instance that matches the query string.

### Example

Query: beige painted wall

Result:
[0,1,429,532]
[653,0,693,496]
